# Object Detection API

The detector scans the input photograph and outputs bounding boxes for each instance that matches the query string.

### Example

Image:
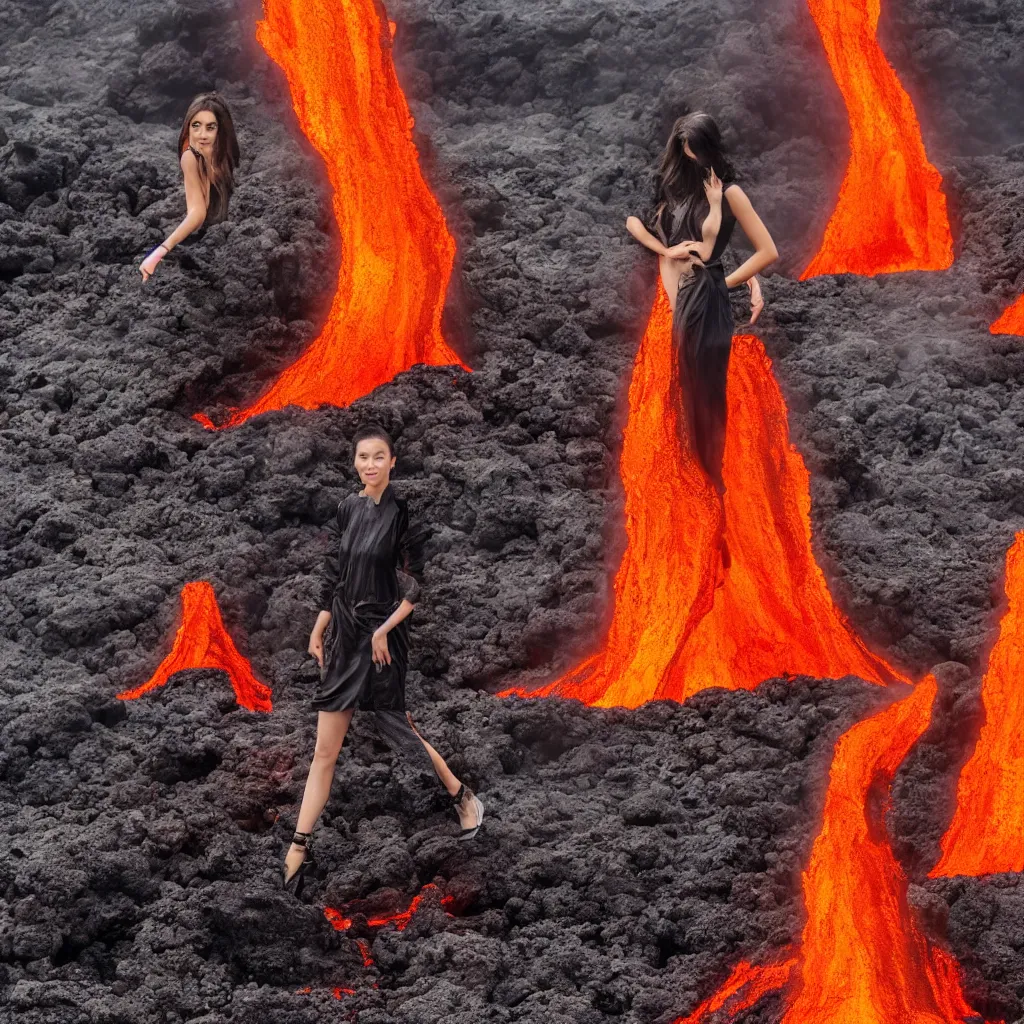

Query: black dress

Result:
[651,185,739,496]
[314,486,432,768]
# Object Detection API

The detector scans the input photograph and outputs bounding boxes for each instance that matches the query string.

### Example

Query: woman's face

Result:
[354,438,395,490]
[189,110,219,154]
[683,139,698,161]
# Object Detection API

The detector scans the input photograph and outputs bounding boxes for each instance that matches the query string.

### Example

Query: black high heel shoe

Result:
[451,784,485,842]
[282,831,313,896]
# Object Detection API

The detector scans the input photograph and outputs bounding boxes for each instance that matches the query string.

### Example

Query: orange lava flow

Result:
[198,0,464,429]
[116,582,273,713]
[673,958,796,1024]
[325,883,456,933]
[800,0,952,278]
[676,678,1001,1024]
[502,291,903,708]
[990,294,1024,336]
[930,532,1024,878]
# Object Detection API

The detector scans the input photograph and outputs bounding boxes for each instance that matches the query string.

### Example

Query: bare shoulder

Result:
[724,183,752,209]
[179,148,200,175]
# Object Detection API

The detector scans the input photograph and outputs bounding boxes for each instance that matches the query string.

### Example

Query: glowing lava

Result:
[198,0,464,429]
[930,532,1024,878]
[675,677,1001,1024]
[116,581,272,712]
[800,0,953,278]
[503,291,902,708]
[990,294,1024,336]
[325,883,456,933]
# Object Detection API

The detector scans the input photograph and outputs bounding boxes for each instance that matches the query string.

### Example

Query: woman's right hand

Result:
[308,630,324,668]
[140,245,166,282]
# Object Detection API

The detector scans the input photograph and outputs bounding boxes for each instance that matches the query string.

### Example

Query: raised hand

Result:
[704,169,724,205]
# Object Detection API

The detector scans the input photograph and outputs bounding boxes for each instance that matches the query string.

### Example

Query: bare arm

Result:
[626,215,669,256]
[162,150,209,251]
[723,186,778,288]
[140,150,210,281]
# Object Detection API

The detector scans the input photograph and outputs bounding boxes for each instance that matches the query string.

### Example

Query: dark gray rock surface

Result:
[2,0,1023,1020]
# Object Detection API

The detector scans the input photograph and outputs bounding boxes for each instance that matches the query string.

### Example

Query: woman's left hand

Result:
[748,275,765,324]
[371,628,391,666]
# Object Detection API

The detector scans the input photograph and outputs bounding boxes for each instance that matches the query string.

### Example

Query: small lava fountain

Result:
[990,294,1024,336]
[117,581,272,712]
[930,532,1024,878]
[503,291,902,708]
[675,677,1001,1024]
[197,0,464,429]
[800,0,953,278]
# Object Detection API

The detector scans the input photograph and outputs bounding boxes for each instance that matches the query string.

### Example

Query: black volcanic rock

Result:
[3,0,1024,1021]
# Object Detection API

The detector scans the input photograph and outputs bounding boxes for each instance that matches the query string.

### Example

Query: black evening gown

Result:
[651,185,739,496]
[314,486,433,769]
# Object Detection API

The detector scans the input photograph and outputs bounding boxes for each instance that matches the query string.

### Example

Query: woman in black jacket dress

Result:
[282,425,484,893]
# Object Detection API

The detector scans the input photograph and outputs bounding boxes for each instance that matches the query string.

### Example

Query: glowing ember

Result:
[930,532,1024,878]
[333,987,356,999]
[325,883,456,933]
[675,677,1001,1024]
[800,0,953,278]
[116,582,272,712]
[198,0,464,429]
[502,291,902,708]
[990,294,1024,336]
[355,938,374,968]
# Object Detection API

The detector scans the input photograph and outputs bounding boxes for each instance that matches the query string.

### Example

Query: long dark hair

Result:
[177,93,240,224]
[652,112,736,241]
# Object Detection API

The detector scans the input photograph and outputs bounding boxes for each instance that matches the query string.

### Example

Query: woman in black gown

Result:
[625,113,778,568]
[282,425,484,893]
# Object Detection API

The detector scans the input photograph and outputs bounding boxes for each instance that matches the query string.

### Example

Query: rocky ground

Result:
[1,0,1023,1021]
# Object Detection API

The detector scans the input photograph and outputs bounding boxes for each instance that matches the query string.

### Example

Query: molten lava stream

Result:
[197,0,464,429]
[676,677,1001,1024]
[990,294,1024,336]
[503,290,903,708]
[801,0,952,278]
[117,581,273,712]
[930,532,1024,877]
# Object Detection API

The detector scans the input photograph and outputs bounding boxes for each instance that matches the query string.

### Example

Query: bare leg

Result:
[406,713,482,831]
[285,709,354,880]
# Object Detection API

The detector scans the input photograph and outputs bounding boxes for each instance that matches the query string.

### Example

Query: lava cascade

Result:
[800,0,952,278]
[116,581,273,713]
[198,0,463,429]
[930,532,1024,877]
[675,677,1001,1024]
[990,294,1024,336]
[503,291,902,708]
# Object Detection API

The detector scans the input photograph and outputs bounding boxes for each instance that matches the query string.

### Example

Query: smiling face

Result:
[354,436,395,491]
[188,110,219,154]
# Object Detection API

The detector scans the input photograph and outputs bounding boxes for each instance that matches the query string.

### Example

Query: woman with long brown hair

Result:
[625,112,778,572]
[140,93,240,282]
